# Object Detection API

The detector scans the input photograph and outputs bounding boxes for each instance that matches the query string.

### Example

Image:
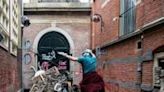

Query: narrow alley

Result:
[0,0,164,92]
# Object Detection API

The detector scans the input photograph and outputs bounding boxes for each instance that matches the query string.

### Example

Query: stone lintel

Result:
[24,2,91,12]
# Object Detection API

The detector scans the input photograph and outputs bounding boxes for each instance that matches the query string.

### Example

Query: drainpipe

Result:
[91,13,104,57]
[18,0,31,91]
[137,34,144,92]
[17,0,23,91]
[137,60,143,92]
[18,0,24,92]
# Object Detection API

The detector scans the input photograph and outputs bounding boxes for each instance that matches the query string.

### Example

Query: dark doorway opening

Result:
[159,58,164,69]
[37,31,70,71]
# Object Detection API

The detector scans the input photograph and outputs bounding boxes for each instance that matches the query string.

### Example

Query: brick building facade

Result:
[23,1,91,90]
[0,48,20,92]
[0,0,21,91]
[91,0,164,92]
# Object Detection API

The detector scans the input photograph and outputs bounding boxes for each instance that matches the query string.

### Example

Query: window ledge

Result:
[0,43,8,51]
[24,2,91,12]
[10,51,17,57]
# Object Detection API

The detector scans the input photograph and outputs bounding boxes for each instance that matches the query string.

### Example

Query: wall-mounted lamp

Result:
[0,33,4,42]
[21,16,31,27]
[91,14,105,56]
[91,14,104,32]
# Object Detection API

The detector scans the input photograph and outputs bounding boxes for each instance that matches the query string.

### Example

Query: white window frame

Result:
[153,52,164,87]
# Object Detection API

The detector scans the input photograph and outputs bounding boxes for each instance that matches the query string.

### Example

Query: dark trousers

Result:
[80,72,105,92]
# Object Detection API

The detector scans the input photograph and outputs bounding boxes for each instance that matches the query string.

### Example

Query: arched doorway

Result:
[37,31,70,71]
[153,46,164,91]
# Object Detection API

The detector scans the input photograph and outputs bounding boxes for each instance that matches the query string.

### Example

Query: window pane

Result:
[120,0,136,36]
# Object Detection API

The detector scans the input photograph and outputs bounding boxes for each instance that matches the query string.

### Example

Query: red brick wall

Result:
[91,0,120,49]
[96,37,140,92]
[143,25,164,52]
[23,11,91,88]
[92,0,164,49]
[24,13,91,56]
[96,26,164,92]
[141,26,164,85]
[92,0,164,92]
[142,61,153,84]
[0,47,21,92]
[136,0,164,28]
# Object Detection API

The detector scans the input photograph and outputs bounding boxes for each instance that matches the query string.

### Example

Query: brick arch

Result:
[153,45,164,53]
[32,27,75,67]
[153,45,164,89]
[33,27,74,54]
